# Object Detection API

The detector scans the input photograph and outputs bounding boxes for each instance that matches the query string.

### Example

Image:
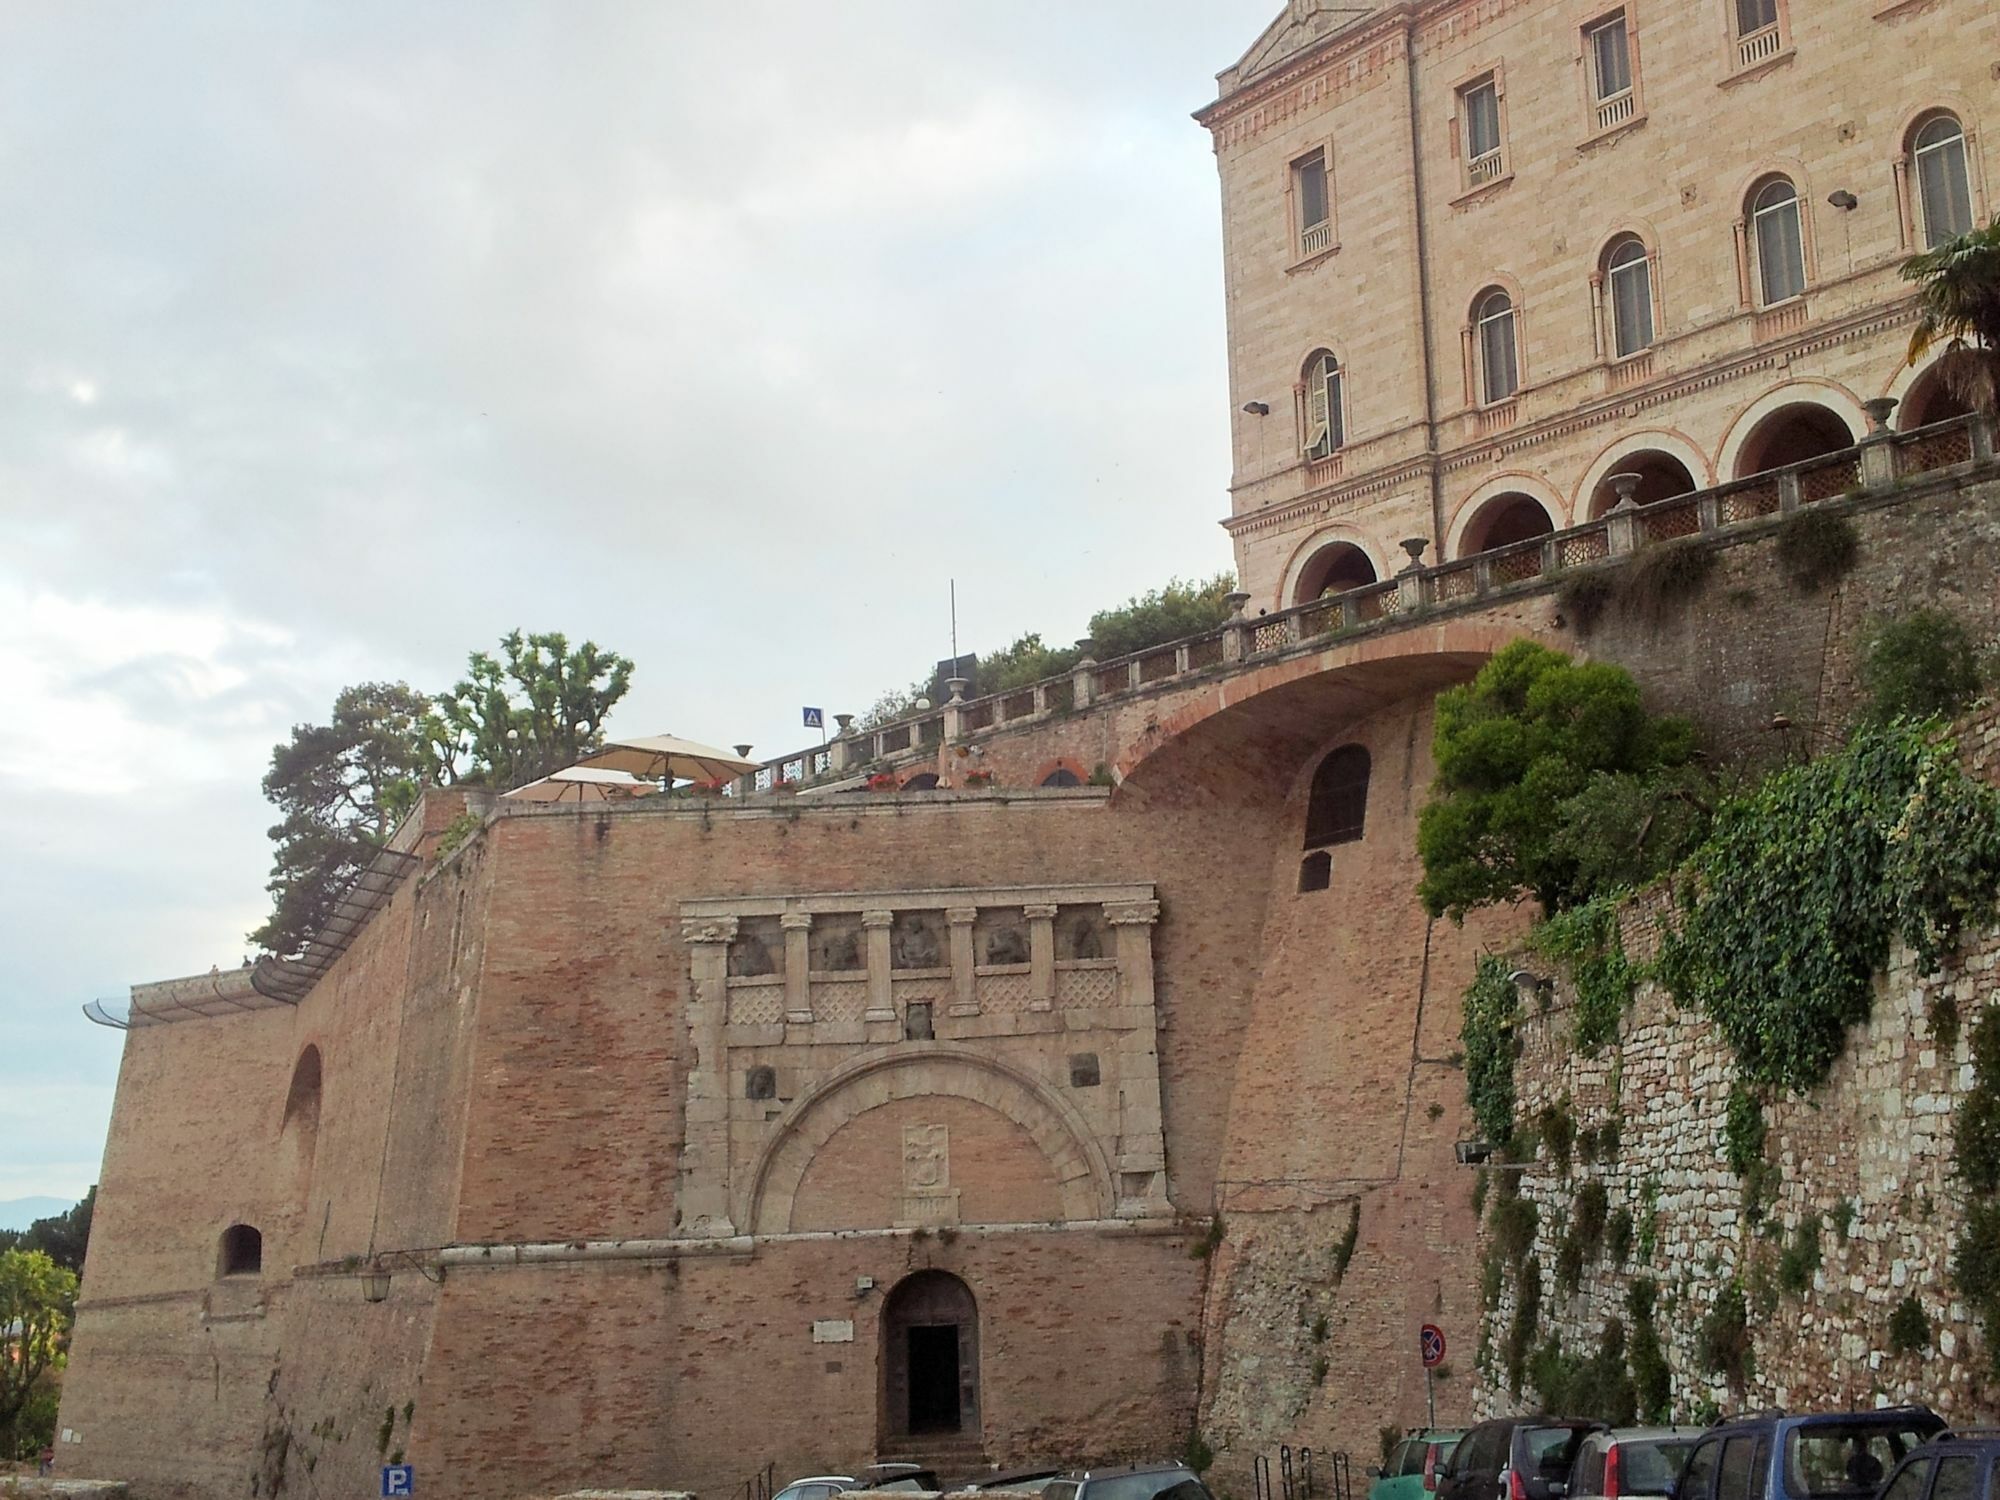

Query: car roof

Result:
[782,1479,857,1489]
[1706,1407,1943,1436]
[1601,1428,1700,1442]
[1072,1464,1196,1480]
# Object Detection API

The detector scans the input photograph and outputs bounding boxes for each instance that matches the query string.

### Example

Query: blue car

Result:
[1674,1406,1943,1500]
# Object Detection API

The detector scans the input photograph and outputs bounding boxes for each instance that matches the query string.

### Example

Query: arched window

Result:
[1039,768,1081,787]
[1912,113,1974,248]
[219,1224,263,1278]
[1603,238,1655,357]
[1301,350,1344,459]
[1304,745,1370,850]
[1474,289,1519,404]
[1749,177,1805,305]
[901,772,940,791]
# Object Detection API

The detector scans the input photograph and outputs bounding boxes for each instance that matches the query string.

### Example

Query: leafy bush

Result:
[1419,642,1696,919]
[1505,1257,1544,1395]
[1660,721,2000,1094]
[1628,1279,1672,1420]
[1463,955,1522,1144]
[1723,1085,1767,1177]
[1776,508,1861,593]
[1619,540,1717,626]
[1607,1207,1635,1265]
[1573,1181,1610,1260]
[1550,766,1715,903]
[1779,1213,1823,1295]
[1491,1195,1540,1268]
[1698,1281,1752,1390]
[1860,610,1984,725]
[1955,1198,2000,1375]
[1542,1098,1578,1175]
[1888,1295,1931,1355]
[1531,899,1646,1054]
[1529,1320,1637,1425]
[1959,1008,2000,1193]
[1558,573,1619,636]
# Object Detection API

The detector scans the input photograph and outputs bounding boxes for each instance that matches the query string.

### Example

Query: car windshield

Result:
[1618,1440,1696,1496]
[1087,1475,1211,1500]
[1786,1423,1935,1499]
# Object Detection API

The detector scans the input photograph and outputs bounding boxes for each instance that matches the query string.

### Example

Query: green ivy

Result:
[1723,1085,1767,1177]
[1607,1206,1635,1265]
[1530,899,1643,1054]
[1528,1320,1637,1425]
[1699,1280,1752,1390]
[1888,1294,1931,1355]
[1660,721,2000,1095]
[1463,955,1522,1144]
[1505,1256,1544,1395]
[1778,1213,1823,1296]
[1627,1278,1671,1421]
[1541,1097,1578,1175]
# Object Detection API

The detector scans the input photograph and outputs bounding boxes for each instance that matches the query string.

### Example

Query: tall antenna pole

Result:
[950,578,959,667]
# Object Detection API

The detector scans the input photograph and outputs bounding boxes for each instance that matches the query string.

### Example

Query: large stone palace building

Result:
[54,3,1998,1499]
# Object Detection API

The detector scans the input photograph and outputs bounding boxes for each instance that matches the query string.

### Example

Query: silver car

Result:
[1567,1428,1698,1500]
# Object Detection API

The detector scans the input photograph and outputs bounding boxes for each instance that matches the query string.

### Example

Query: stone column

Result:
[1603,473,1643,556]
[781,912,813,1024]
[1071,641,1098,708]
[830,714,858,773]
[1860,396,1901,490]
[679,917,739,1237]
[941,678,970,742]
[946,906,979,1017]
[1024,903,1058,1011]
[863,909,896,1022]
[1222,591,1252,664]
[1103,900,1171,1218]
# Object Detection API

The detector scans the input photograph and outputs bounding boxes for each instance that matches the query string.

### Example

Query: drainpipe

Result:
[1403,14,1446,555]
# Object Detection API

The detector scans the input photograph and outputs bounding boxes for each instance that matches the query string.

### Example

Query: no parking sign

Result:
[1420,1324,1447,1368]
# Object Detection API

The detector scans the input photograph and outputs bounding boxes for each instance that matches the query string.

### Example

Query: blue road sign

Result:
[802,706,824,729]
[382,1465,414,1496]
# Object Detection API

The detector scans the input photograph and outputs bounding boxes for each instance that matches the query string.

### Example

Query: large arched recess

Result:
[1716,381,1867,479]
[742,1047,1115,1234]
[1112,622,1534,801]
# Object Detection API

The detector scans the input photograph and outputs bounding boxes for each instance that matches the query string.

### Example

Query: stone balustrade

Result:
[742,410,1995,794]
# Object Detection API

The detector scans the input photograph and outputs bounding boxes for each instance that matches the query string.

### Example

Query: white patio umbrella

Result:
[570,734,762,785]
[500,766,661,803]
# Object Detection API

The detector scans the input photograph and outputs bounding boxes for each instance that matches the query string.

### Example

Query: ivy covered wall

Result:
[1470,705,2000,1424]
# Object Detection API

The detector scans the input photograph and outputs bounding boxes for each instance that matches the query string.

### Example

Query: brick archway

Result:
[741,1047,1115,1234]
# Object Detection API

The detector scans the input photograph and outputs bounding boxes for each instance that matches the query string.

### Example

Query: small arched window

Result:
[1749,177,1805,306]
[1304,745,1371,850]
[1040,768,1081,788]
[1474,289,1518,404]
[1302,350,1344,459]
[1912,113,1974,248]
[901,772,940,791]
[219,1224,263,1278]
[1603,238,1654,357]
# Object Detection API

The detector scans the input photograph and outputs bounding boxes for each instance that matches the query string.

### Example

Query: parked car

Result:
[1042,1462,1217,1500]
[1874,1428,2000,1500]
[1372,1432,1469,1500]
[1673,1406,1944,1500]
[1568,1429,1699,1500]
[772,1466,941,1500]
[957,1468,1069,1492]
[1438,1418,1604,1500]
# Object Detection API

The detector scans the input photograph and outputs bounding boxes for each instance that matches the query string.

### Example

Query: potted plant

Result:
[965,768,996,788]
[866,771,899,792]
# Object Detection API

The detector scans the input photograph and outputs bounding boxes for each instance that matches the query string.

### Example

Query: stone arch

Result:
[1278,527,1389,613]
[277,1043,323,1203]
[742,1047,1115,1234]
[1885,345,1981,430]
[1445,473,1565,559]
[1574,429,1711,518]
[1717,381,1867,479]
[1033,757,1089,788]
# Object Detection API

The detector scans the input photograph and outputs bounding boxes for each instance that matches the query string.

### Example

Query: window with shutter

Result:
[1475,290,1519,403]
[1589,15,1631,101]
[1604,238,1654,357]
[1750,178,1805,305]
[1302,351,1342,459]
[1914,115,1973,247]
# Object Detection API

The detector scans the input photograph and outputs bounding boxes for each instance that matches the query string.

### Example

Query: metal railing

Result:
[746,412,1992,791]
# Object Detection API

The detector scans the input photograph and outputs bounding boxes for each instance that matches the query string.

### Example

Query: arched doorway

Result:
[1456,492,1555,557]
[881,1270,979,1442]
[1292,540,1378,605]
[1586,451,1697,517]
[1733,403,1856,477]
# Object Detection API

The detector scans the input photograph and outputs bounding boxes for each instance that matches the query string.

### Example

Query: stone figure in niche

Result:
[1056,906,1108,960]
[891,911,943,970]
[811,920,864,972]
[904,1002,935,1041]
[979,911,1029,966]
[728,923,780,978]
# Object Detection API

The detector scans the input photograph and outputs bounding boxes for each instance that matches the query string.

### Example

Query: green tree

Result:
[982,633,1084,695]
[0,1189,95,1277]
[252,682,432,957]
[422,630,634,790]
[1418,641,1696,919]
[1859,609,1985,725]
[1086,573,1238,659]
[0,1249,77,1459]
[1903,214,2000,416]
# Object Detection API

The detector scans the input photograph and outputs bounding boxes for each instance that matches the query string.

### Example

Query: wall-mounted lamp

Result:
[1827,190,1858,210]
[1455,1139,1494,1166]
[358,1251,445,1303]
[854,1275,877,1299]
[1242,401,1271,416]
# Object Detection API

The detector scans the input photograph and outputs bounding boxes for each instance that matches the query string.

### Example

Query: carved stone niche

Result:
[810,915,865,973]
[975,907,1029,967]
[890,911,946,971]
[1055,905,1109,961]
[729,917,785,978]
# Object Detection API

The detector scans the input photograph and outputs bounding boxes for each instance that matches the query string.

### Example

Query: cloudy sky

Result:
[0,2,1277,1201]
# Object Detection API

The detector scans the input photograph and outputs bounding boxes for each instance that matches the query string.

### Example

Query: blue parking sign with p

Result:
[382,1465,414,1496]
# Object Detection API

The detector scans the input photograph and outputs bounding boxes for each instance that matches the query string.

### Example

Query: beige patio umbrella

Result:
[570,734,762,785]
[500,766,662,803]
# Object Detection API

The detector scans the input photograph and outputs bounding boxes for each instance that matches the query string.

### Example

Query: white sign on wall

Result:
[812,1319,856,1344]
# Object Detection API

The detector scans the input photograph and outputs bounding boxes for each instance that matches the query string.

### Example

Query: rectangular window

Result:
[1293,148,1333,257]
[1755,197,1805,304]
[1589,15,1632,100]
[1463,79,1502,163]
[1735,0,1778,34]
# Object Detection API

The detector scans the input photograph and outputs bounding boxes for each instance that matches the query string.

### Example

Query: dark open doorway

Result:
[881,1270,979,1443]
[907,1325,962,1433]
